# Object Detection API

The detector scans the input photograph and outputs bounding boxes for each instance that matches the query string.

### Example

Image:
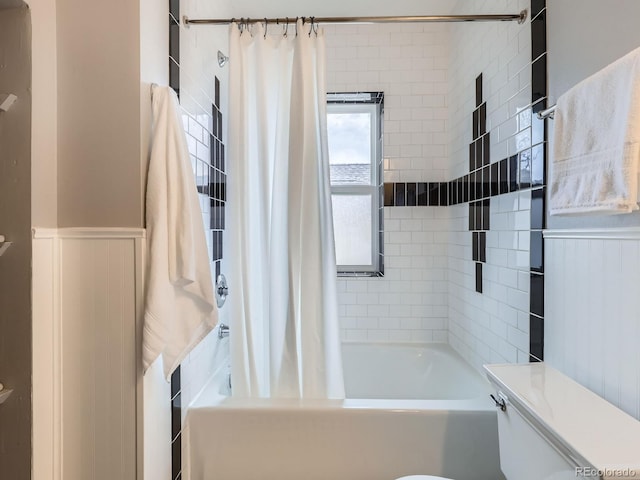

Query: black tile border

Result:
[528,0,546,361]
[329,92,385,277]
[169,4,182,475]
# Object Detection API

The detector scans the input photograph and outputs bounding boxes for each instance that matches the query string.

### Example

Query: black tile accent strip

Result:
[530,187,546,230]
[170,23,180,63]
[417,182,428,206]
[490,162,499,196]
[172,432,182,480]
[439,182,448,206]
[532,53,547,105]
[531,0,545,19]
[428,183,440,206]
[475,73,483,108]
[499,158,508,194]
[530,230,544,273]
[394,182,406,206]
[529,0,547,362]
[530,273,544,317]
[531,9,547,62]
[169,57,180,96]
[529,314,544,361]
[171,393,181,442]
[472,232,479,262]
[384,183,394,206]
[475,262,483,293]
[483,133,490,167]
[170,0,180,19]
[508,155,519,192]
[406,182,417,206]
[170,366,181,399]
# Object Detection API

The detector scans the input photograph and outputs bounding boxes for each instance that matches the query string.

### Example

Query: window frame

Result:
[327,92,384,277]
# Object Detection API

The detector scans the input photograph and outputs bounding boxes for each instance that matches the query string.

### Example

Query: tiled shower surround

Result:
[169,0,548,475]
[330,0,547,372]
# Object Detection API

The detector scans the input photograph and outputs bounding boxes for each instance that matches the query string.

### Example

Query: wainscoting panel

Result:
[32,228,145,480]
[545,229,640,420]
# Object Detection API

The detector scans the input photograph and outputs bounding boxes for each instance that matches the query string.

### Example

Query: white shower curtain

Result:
[227,20,345,399]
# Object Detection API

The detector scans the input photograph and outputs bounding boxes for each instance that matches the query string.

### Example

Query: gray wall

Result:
[56,0,143,227]
[0,5,32,478]
[547,0,640,229]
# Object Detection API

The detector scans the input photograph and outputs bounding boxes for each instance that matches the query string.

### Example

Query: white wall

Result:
[545,230,640,420]
[447,0,532,371]
[547,0,640,230]
[545,0,640,420]
[139,2,171,480]
[33,229,144,480]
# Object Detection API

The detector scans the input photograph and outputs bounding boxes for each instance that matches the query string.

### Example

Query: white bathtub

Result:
[343,342,492,400]
[184,343,503,480]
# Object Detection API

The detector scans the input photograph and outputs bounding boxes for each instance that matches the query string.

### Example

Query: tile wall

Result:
[327,2,547,354]
[168,0,231,477]
[447,0,547,371]
[325,22,453,343]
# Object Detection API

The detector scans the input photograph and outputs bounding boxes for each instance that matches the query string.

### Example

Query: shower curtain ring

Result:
[284,17,289,37]
[309,17,315,37]
[295,17,299,37]
[264,17,268,38]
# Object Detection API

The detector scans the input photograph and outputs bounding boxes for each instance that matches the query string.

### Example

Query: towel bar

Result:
[537,104,557,120]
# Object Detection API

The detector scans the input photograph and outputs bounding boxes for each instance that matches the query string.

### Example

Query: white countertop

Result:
[484,363,640,479]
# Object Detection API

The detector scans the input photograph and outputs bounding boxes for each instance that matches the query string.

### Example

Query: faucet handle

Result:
[216,274,229,308]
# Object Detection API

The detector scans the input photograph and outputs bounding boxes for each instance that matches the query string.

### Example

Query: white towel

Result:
[550,46,640,215]
[143,85,218,379]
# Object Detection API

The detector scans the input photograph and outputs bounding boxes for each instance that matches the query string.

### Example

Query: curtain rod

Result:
[183,10,528,27]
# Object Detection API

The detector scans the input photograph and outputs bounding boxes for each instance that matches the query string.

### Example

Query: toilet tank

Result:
[484,364,640,480]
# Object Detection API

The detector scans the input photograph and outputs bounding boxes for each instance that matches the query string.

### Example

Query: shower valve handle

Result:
[216,274,229,308]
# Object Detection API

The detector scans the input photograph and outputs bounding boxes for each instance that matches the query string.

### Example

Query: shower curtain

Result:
[227,20,345,399]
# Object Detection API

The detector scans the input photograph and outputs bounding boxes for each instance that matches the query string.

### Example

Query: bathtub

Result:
[183,342,504,480]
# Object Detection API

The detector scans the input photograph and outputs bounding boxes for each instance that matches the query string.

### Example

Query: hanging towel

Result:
[550,46,640,215]
[143,85,218,380]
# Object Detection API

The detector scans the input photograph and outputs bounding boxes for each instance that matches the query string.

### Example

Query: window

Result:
[327,92,384,276]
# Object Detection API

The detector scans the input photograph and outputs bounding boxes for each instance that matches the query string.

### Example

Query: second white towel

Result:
[550,46,640,216]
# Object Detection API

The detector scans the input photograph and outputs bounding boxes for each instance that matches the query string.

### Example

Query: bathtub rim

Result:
[188,341,496,412]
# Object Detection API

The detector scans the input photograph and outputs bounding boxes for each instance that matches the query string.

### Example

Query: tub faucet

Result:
[218,323,229,339]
